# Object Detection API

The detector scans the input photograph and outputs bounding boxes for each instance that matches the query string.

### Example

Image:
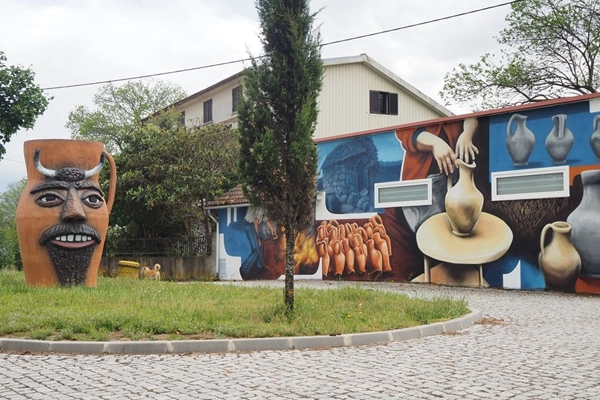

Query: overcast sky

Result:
[0,0,510,192]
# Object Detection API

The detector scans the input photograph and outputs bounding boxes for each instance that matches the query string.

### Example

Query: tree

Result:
[0,179,26,268]
[66,79,186,153]
[440,0,600,111]
[237,0,323,311]
[109,110,239,244]
[0,52,50,160]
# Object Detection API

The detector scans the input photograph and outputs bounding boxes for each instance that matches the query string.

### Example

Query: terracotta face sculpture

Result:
[16,140,116,287]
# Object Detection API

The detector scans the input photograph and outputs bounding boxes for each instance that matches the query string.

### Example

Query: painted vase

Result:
[589,115,600,161]
[567,169,600,277]
[545,114,574,164]
[15,139,116,287]
[538,221,581,291]
[506,113,536,166]
[445,160,483,237]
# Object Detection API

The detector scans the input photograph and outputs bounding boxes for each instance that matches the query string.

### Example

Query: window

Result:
[232,86,242,113]
[203,99,213,124]
[491,166,569,201]
[178,111,185,126]
[374,179,432,208]
[369,90,398,115]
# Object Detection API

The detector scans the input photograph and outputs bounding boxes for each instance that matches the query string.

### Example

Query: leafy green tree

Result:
[238,0,323,311]
[0,52,50,160]
[0,179,26,269]
[66,79,186,153]
[109,110,239,243]
[441,0,600,110]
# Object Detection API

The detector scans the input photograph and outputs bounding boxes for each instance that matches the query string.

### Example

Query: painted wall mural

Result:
[217,206,319,280]
[216,95,600,294]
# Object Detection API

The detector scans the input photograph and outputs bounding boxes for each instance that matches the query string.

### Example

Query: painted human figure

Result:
[382,118,480,281]
[240,206,277,279]
[20,149,108,286]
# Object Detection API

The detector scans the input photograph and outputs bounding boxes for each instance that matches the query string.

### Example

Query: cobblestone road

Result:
[1,281,599,399]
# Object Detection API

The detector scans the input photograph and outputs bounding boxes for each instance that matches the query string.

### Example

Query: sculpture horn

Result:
[84,153,106,178]
[33,148,57,178]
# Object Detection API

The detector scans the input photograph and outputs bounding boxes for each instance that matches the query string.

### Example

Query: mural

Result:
[218,206,319,280]
[216,95,600,294]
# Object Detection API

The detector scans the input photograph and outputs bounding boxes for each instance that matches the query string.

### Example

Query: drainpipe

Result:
[207,210,219,279]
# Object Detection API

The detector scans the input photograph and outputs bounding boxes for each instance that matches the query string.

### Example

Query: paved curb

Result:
[0,309,480,355]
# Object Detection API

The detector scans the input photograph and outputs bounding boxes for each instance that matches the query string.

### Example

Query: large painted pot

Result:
[567,169,600,277]
[538,221,580,292]
[15,139,116,287]
[445,160,483,237]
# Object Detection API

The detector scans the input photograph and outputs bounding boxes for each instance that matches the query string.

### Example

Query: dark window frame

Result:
[369,90,398,115]
[203,99,213,124]
[232,86,242,113]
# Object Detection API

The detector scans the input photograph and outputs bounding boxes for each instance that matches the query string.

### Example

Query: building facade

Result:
[208,93,600,295]
[170,54,452,140]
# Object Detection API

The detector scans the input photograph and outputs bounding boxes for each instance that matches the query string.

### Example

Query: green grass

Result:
[0,270,469,341]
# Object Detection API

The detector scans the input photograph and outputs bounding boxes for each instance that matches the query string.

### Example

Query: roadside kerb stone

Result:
[0,309,480,355]
[49,341,106,354]
[169,338,232,354]
[104,340,170,355]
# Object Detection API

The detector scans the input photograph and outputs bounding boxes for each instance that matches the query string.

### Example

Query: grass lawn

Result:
[0,270,469,342]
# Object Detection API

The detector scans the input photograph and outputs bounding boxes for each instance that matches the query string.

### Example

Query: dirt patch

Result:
[476,316,509,325]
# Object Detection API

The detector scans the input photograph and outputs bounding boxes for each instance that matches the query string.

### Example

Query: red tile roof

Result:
[205,185,249,208]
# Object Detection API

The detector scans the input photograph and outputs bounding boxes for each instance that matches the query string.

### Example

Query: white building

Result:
[170,54,452,139]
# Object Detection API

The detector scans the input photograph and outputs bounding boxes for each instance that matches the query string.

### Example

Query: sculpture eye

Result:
[82,193,104,208]
[35,193,64,207]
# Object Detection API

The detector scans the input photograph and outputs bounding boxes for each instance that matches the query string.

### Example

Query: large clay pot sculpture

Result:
[506,113,536,166]
[567,170,600,277]
[16,139,116,287]
[590,115,600,160]
[445,160,484,237]
[538,221,581,291]
[545,114,574,164]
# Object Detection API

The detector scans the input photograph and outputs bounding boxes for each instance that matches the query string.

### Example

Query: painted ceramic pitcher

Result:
[445,160,483,237]
[506,113,536,166]
[15,139,116,287]
[538,221,580,292]
[545,114,574,164]
[590,115,600,160]
[566,169,600,277]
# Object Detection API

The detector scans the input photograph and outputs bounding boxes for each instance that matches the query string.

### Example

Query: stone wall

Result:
[100,256,217,281]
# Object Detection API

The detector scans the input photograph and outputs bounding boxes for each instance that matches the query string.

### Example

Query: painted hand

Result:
[455,132,479,164]
[431,139,457,175]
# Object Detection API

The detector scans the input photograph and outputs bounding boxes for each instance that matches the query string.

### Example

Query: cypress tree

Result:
[238,0,323,311]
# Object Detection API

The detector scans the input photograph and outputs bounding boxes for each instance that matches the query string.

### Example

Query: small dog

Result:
[142,263,161,281]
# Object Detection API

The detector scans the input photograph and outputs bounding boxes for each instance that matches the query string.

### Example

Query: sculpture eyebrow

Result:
[30,181,105,196]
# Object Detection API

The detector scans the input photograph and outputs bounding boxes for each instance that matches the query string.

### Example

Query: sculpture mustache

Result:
[39,223,101,245]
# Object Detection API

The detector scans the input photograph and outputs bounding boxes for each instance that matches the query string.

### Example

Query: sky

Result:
[0,0,511,192]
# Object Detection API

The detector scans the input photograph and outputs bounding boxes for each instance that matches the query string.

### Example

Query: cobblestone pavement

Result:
[1,281,600,399]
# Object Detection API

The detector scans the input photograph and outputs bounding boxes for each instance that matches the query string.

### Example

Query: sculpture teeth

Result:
[55,235,91,242]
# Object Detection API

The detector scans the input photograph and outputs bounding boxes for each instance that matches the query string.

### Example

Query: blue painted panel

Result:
[490,101,600,177]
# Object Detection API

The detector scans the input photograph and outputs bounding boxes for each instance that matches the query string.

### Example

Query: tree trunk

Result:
[284,223,295,312]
